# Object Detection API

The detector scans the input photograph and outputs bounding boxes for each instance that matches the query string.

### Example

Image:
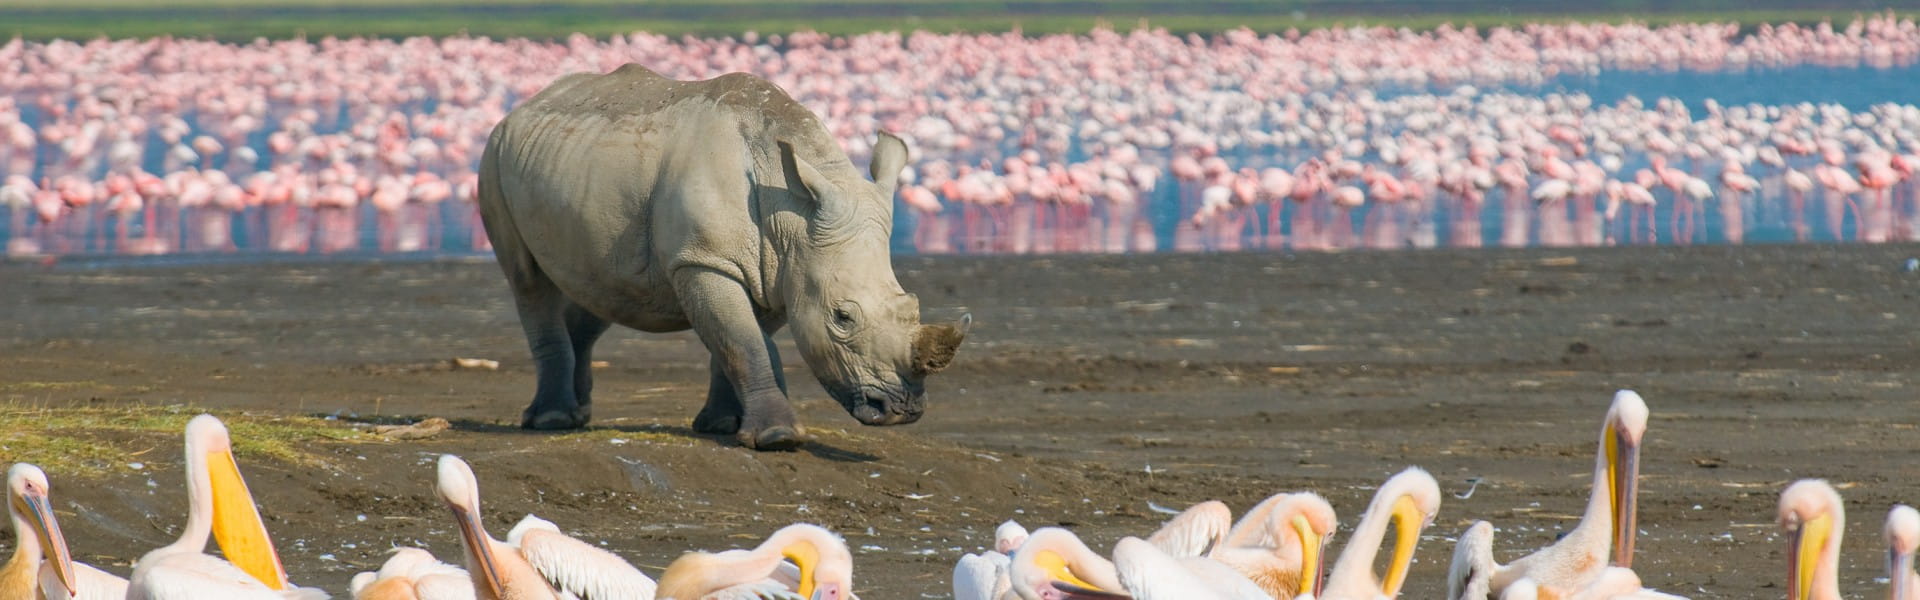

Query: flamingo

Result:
[4,464,129,600]
[126,414,329,600]
[654,522,854,600]
[434,454,656,600]
[1447,390,1648,599]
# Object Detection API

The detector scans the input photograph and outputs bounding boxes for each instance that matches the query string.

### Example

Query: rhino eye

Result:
[833,308,855,325]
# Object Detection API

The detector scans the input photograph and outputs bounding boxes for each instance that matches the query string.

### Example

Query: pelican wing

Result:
[516,528,658,600]
[130,552,306,600]
[1146,501,1231,558]
[954,551,1010,600]
[699,580,807,600]
[1112,537,1231,600]
[1448,521,1497,600]
[37,561,131,600]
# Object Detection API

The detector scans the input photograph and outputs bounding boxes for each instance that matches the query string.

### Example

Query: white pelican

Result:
[349,547,475,600]
[1007,527,1265,600]
[1780,480,1843,600]
[953,521,1032,600]
[5,463,128,600]
[654,523,854,600]
[1447,390,1648,599]
[1108,536,1269,600]
[126,414,328,600]
[1498,569,1687,599]
[1211,492,1337,600]
[1313,467,1442,600]
[1007,528,1123,599]
[1888,505,1919,600]
[435,454,655,600]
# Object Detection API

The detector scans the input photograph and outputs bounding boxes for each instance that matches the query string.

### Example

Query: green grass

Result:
[0,403,368,476]
[0,1,1906,41]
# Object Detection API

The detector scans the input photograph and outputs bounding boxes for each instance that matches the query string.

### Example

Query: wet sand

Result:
[3,244,1919,599]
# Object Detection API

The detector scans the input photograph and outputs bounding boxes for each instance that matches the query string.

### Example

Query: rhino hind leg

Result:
[564,303,613,418]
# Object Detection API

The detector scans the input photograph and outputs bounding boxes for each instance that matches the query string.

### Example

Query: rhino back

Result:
[484,65,845,330]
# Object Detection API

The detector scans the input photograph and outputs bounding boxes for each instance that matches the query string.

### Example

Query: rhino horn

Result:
[912,313,971,375]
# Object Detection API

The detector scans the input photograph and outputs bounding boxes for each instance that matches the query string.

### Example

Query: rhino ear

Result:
[778,139,855,231]
[870,131,909,198]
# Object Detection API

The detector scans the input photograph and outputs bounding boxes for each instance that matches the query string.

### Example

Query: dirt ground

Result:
[3,244,1919,599]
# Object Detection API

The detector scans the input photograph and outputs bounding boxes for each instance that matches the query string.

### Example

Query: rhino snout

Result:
[849,385,924,426]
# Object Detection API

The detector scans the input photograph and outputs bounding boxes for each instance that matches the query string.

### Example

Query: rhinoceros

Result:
[476,64,969,450]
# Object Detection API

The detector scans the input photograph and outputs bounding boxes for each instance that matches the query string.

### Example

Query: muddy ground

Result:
[3,244,1919,599]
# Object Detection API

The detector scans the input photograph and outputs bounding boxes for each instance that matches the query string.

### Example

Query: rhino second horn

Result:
[911,317,969,375]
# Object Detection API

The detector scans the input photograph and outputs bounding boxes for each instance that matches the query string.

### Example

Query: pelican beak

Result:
[1051,580,1133,599]
[1292,514,1324,597]
[205,448,289,590]
[449,501,506,599]
[783,540,821,598]
[1892,545,1915,600]
[1607,423,1640,568]
[1036,550,1109,594]
[1789,513,1832,600]
[1381,496,1425,598]
[16,489,78,594]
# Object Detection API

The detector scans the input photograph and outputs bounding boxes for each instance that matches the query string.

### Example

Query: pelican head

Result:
[437,453,506,600]
[758,523,854,600]
[1779,479,1844,600]
[1276,492,1339,598]
[1602,389,1648,568]
[1886,505,1919,600]
[8,463,76,595]
[997,520,1032,554]
[184,414,289,590]
[1378,468,1443,598]
[1010,528,1123,600]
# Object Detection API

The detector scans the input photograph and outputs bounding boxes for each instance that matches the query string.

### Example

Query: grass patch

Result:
[0,403,368,476]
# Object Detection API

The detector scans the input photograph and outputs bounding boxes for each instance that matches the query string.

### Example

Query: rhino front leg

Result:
[677,268,808,450]
[693,324,789,435]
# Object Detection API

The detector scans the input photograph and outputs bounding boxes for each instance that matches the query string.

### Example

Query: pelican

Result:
[1313,467,1442,600]
[435,454,656,600]
[1779,479,1843,600]
[1007,528,1123,599]
[1209,492,1336,600]
[953,521,1032,600]
[1498,569,1687,599]
[127,414,328,600]
[350,547,475,600]
[1889,505,1919,600]
[1447,390,1647,599]
[5,463,128,600]
[1008,527,1264,600]
[654,523,854,600]
[1108,536,1269,600]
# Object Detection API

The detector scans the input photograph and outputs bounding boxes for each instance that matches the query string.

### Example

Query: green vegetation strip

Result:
[0,404,366,476]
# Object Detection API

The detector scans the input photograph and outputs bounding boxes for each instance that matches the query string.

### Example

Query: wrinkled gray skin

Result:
[477,64,969,450]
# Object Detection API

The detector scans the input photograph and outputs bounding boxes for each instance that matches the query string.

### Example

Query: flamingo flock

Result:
[5,393,1919,599]
[3,15,1920,258]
